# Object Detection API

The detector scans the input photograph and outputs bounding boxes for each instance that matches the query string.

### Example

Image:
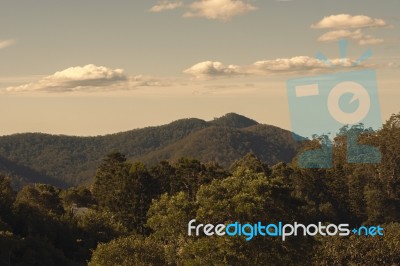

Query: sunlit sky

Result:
[0,0,399,136]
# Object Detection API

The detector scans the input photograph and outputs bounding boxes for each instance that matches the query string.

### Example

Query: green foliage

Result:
[147,192,195,264]
[92,153,160,233]
[60,186,95,208]
[145,168,313,265]
[0,175,16,217]
[191,169,313,265]
[313,223,400,265]
[172,158,226,200]
[230,153,271,176]
[0,232,72,266]
[14,184,64,217]
[76,209,128,246]
[89,235,165,266]
[92,152,130,210]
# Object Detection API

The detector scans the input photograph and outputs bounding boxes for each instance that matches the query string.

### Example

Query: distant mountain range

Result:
[0,113,302,188]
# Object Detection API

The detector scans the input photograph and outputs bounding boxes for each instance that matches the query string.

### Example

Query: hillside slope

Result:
[139,124,300,167]
[0,113,301,187]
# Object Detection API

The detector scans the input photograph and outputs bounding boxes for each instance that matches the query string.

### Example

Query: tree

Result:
[89,235,165,266]
[146,192,195,264]
[171,158,227,201]
[0,233,72,266]
[230,153,271,176]
[92,153,160,233]
[150,161,176,195]
[145,168,313,265]
[92,152,129,210]
[76,209,128,249]
[313,223,400,265]
[122,162,160,233]
[13,184,64,217]
[60,186,95,209]
[0,175,16,219]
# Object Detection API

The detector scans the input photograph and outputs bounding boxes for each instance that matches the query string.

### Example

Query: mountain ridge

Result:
[0,113,301,188]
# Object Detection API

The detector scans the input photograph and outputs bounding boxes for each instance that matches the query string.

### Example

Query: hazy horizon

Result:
[0,111,285,137]
[1,0,399,136]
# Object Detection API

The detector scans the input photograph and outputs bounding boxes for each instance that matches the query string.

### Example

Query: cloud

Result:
[359,37,384,45]
[184,61,240,78]
[318,29,384,45]
[6,64,129,92]
[149,0,256,21]
[252,57,328,72]
[312,14,387,29]
[0,39,16,49]
[149,0,183,12]
[388,63,400,68]
[184,56,363,79]
[131,74,173,87]
[318,29,363,41]
[312,14,389,46]
[184,0,256,21]
[4,64,174,93]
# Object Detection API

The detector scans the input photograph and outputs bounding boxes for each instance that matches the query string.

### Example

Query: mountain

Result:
[209,113,258,128]
[0,113,302,188]
[140,124,299,166]
[0,155,68,189]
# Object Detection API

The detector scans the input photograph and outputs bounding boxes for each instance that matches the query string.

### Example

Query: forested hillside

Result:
[0,113,301,188]
[0,113,398,265]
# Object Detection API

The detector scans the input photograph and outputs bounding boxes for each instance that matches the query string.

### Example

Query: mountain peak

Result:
[209,113,259,128]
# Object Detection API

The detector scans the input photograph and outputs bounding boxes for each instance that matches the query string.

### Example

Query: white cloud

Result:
[359,37,384,45]
[149,0,183,12]
[312,14,387,29]
[252,57,327,72]
[0,39,16,49]
[184,61,240,78]
[5,65,173,93]
[312,14,389,46]
[4,64,177,93]
[149,0,256,21]
[251,57,362,74]
[318,29,362,41]
[318,29,384,45]
[183,0,256,21]
[184,56,362,79]
[6,64,128,92]
[131,74,173,87]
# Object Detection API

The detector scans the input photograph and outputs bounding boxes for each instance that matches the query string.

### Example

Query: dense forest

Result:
[0,113,399,265]
[0,113,300,188]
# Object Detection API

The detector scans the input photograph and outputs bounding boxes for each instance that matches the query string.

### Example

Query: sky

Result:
[0,0,399,136]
